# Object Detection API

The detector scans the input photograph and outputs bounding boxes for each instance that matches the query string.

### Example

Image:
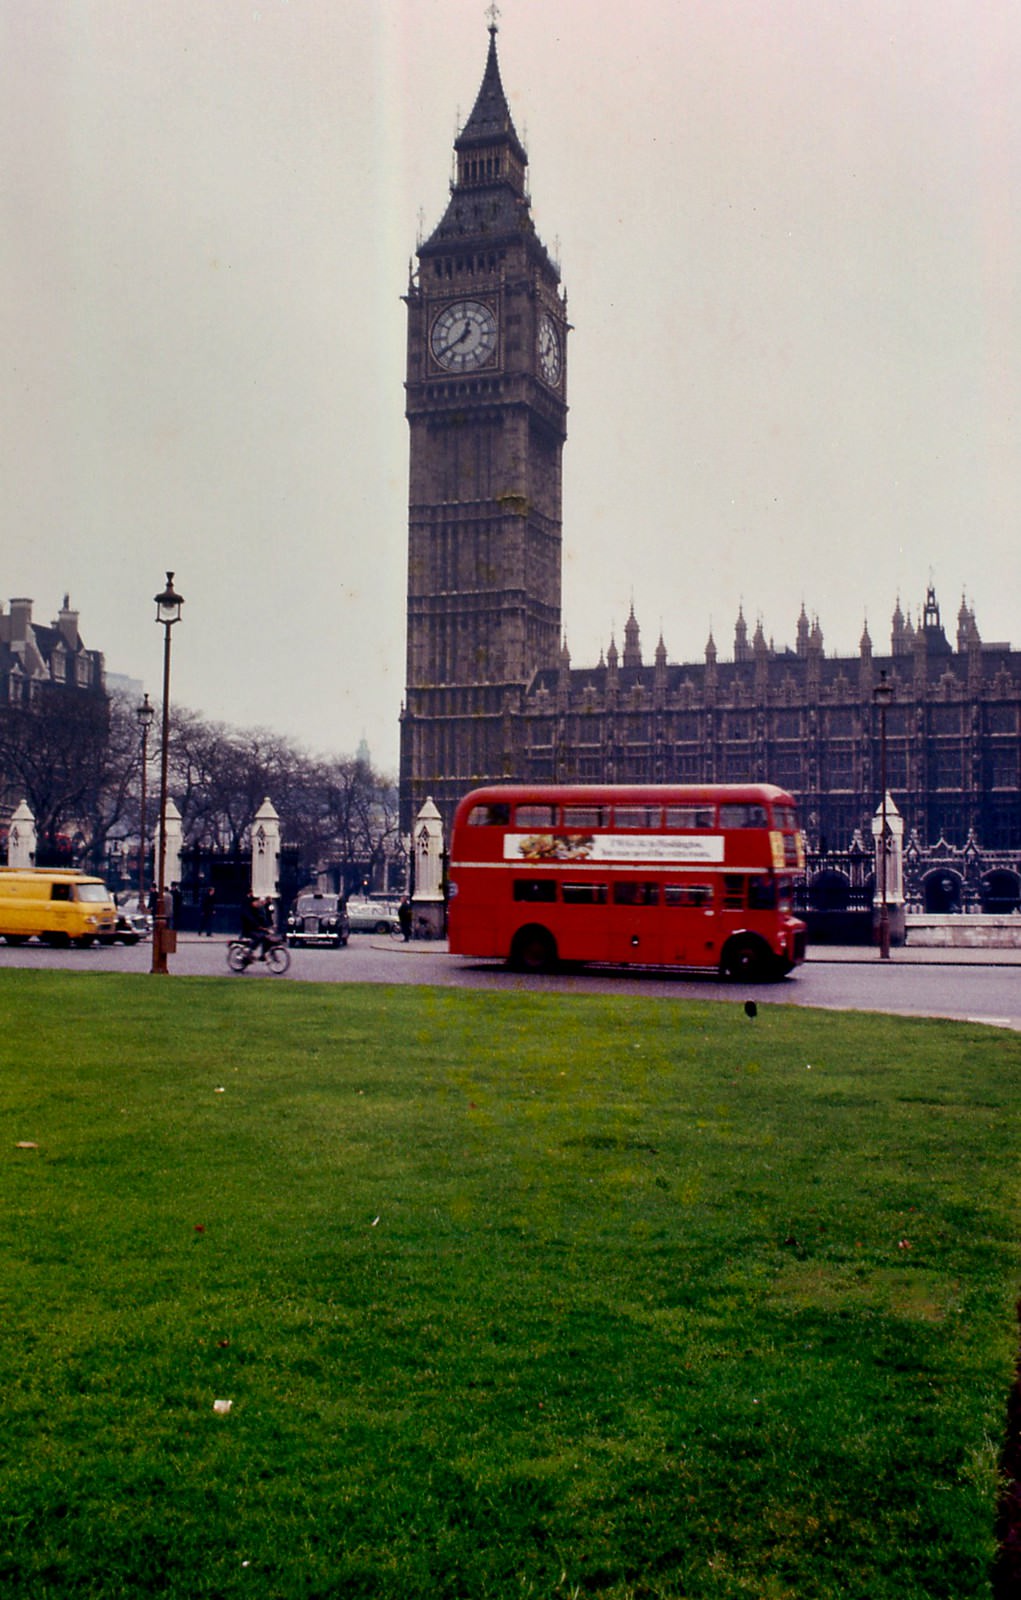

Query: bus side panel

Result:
[543,901,610,965]
[660,908,718,969]
[447,881,502,958]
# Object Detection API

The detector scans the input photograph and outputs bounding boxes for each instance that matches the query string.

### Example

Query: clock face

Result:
[538,313,563,385]
[430,300,498,372]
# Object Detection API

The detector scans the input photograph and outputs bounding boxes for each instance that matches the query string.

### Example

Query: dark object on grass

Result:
[744,1000,758,1019]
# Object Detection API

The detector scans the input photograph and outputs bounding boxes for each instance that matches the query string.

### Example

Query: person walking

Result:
[198,885,216,937]
[398,897,413,942]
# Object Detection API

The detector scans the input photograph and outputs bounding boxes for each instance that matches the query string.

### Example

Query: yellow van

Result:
[0,868,117,947]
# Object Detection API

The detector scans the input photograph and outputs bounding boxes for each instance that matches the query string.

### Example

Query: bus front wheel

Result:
[509,926,558,974]
[720,935,772,983]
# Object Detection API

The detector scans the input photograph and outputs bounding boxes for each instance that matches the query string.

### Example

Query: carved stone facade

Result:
[521,589,1021,852]
[0,595,105,703]
[400,31,1021,853]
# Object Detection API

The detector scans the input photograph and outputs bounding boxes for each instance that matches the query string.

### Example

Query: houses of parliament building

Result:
[399,24,1021,856]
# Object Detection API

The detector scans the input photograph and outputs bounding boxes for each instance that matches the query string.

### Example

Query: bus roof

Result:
[453,782,797,819]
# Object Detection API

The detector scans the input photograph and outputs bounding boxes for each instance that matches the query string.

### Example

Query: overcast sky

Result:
[4,0,1019,773]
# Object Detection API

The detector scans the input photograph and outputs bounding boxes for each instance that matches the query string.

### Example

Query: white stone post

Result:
[251,798,281,903]
[8,799,37,868]
[412,797,445,937]
[871,792,906,946]
[154,798,182,911]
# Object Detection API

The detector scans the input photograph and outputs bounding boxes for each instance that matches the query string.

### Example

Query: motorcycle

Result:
[226,935,291,976]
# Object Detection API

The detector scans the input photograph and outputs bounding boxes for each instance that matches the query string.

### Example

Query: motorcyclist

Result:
[240,893,274,960]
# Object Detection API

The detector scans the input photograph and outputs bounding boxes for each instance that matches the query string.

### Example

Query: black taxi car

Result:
[285,891,350,949]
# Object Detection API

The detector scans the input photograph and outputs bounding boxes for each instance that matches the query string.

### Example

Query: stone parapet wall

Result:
[906,914,1021,948]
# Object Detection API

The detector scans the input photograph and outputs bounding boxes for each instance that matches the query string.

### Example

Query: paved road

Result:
[3,935,1020,1031]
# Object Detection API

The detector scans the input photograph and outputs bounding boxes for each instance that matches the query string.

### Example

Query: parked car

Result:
[286,892,349,948]
[345,897,400,935]
[104,894,151,946]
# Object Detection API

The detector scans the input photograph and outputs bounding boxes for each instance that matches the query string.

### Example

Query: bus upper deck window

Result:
[612,806,661,829]
[563,805,607,829]
[466,803,511,827]
[719,804,769,829]
[664,806,715,829]
[515,804,557,828]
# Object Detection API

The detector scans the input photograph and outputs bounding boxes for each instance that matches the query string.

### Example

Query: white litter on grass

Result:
[371,1216,380,1226]
[213,1398,233,1415]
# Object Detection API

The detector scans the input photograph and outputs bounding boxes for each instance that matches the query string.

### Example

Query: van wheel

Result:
[509,926,558,974]
[720,935,770,982]
[4,934,27,946]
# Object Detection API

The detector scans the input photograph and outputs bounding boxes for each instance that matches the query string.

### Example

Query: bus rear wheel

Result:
[720,935,772,982]
[509,926,558,974]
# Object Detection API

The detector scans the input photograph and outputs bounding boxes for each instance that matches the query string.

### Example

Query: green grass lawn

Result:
[2,971,1020,1599]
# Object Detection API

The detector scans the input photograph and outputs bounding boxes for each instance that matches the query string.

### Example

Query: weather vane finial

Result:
[486,2,500,33]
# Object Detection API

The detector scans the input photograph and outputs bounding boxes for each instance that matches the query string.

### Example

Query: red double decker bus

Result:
[448,783,806,980]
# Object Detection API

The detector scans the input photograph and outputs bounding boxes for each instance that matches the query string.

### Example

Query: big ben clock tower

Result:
[399,20,568,830]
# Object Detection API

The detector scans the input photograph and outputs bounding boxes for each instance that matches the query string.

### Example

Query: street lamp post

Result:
[873,669,894,960]
[151,574,184,975]
[136,692,155,910]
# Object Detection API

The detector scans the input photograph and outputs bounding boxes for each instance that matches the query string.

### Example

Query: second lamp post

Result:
[151,573,184,975]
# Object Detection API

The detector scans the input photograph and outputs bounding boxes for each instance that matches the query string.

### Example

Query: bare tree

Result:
[0,684,111,862]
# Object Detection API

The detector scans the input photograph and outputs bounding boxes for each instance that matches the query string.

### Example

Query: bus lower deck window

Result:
[664,883,713,907]
[513,879,557,903]
[613,881,659,906]
[748,875,776,909]
[561,882,609,905]
[723,875,745,909]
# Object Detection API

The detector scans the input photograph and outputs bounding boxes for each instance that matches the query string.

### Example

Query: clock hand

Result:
[435,322,476,359]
